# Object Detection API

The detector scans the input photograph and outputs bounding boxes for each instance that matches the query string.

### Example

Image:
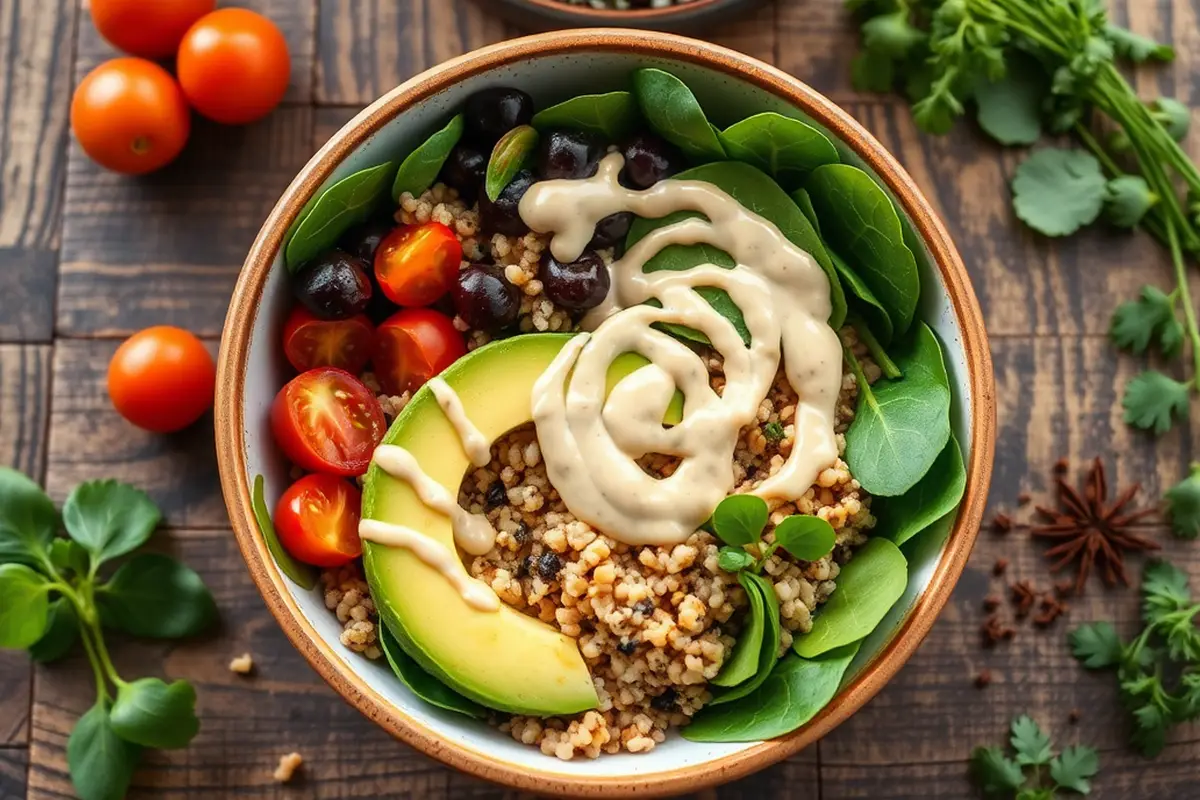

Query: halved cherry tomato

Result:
[282,307,374,373]
[270,368,385,476]
[90,0,215,59]
[274,474,362,568]
[373,308,466,395]
[374,222,462,307]
[107,326,215,432]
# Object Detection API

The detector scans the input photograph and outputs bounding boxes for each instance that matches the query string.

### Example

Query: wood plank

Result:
[0,0,77,343]
[44,339,227,528]
[0,749,27,800]
[774,0,863,105]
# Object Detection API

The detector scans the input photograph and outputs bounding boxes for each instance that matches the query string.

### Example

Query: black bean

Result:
[485,480,507,509]
[617,638,637,655]
[536,552,563,581]
[512,522,530,545]
[518,555,537,578]
[651,687,678,711]
[633,599,655,616]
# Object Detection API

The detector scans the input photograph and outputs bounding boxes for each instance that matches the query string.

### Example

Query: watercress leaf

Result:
[1151,97,1190,142]
[391,114,464,202]
[1104,175,1158,228]
[850,51,895,94]
[485,125,538,202]
[773,515,836,562]
[253,474,318,589]
[67,703,141,800]
[708,571,781,705]
[1050,745,1099,794]
[62,479,161,565]
[711,494,768,546]
[1110,285,1183,358]
[110,677,200,749]
[1104,23,1175,63]
[1165,465,1200,540]
[716,546,755,573]
[632,69,725,164]
[1011,148,1107,237]
[718,112,839,188]
[1069,621,1125,669]
[684,642,860,742]
[1121,370,1190,435]
[1010,715,1053,766]
[97,553,217,639]
[873,435,965,547]
[29,597,79,663]
[861,10,924,58]
[793,537,907,657]
[0,467,57,567]
[974,53,1045,146]
[531,91,640,140]
[0,563,50,649]
[48,538,89,577]
[969,746,1026,797]
[378,621,486,717]
[710,570,767,688]
[285,160,397,271]
[805,164,920,335]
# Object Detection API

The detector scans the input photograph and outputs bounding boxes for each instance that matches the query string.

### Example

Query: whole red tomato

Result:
[176,8,290,125]
[71,58,191,175]
[274,474,362,568]
[107,326,215,432]
[373,308,466,395]
[374,222,463,307]
[90,0,215,59]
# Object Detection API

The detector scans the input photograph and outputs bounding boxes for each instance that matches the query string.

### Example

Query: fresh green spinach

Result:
[485,125,538,202]
[253,474,318,589]
[709,570,781,705]
[285,160,397,271]
[719,112,839,188]
[378,622,487,718]
[531,91,640,140]
[710,570,767,688]
[872,435,966,547]
[632,68,726,163]
[391,114,464,202]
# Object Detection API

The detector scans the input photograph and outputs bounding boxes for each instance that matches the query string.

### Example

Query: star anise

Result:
[1030,457,1159,595]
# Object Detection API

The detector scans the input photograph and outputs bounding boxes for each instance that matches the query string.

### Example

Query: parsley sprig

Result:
[1070,560,1200,756]
[969,715,1100,798]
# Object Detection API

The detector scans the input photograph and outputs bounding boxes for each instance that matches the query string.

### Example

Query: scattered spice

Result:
[993,557,1010,576]
[273,752,303,783]
[981,615,1016,647]
[228,653,254,675]
[992,512,1014,533]
[1033,593,1068,628]
[1010,580,1037,619]
[975,669,993,689]
[983,594,1002,612]
[1068,709,1081,725]
[1054,457,1069,474]
[1031,457,1159,595]
[1054,578,1076,597]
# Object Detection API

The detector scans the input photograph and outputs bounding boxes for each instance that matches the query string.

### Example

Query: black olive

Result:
[485,480,507,508]
[537,130,604,181]
[589,212,633,251]
[536,552,563,581]
[463,87,534,145]
[540,252,610,312]
[452,264,521,332]
[293,250,373,320]
[621,132,686,189]
[479,169,536,237]
[441,144,488,204]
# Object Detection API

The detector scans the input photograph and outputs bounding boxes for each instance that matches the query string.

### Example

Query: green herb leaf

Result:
[29,597,79,663]
[850,51,895,94]
[1150,97,1190,142]
[632,68,726,163]
[485,125,538,202]
[772,515,836,561]
[716,546,755,573]
[96,553,217,639]
[969,746,1026,798]
[793,537,907,657]
[391,114,464,202]
[1131,702,1167,757]
[377,622,487,718]
[67,703,141,800]
[531,91,640,140]
[1110,285,1183,358]
[974,53,1045,146]
[61,479,161,566]
[1012,148,1107,237]
[1104,175,1158,228]
[1104,24,1175,63]
[253,474,318,589]
[0,467,58,567]
[1165,465,1200,539]
[718,112,839,188]
[1142,560,1192,620]
[1069,621,1125,669]
[861,10,924,58]
[49,538,89,577]
[873,435,965,546]
[710,570,767,688]
[1050,745,1100,794]
[1010,715,1053,767]
[762,421,785,443]
[110,677,200,749]
[0,562,50,649]
[1121,370,1190,435]
[711,494,768,547]
[708,571,782,705]
[285,160,396,271]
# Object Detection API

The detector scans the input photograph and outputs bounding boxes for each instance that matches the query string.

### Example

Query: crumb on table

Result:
[273,752,303,783]
[228,653,254,675]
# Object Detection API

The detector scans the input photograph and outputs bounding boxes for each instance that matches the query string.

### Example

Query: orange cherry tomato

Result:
[274,474,362,568]
[282,307,375,374]
[71,58,190,175]
[107,326,215,433]
[373,308,466,396]
[90,0,215,59]
[270,368,385,476]
[176,8,290,125]
[374,222,463,307]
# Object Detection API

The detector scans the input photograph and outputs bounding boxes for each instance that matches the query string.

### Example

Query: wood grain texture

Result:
[0,750,26,800]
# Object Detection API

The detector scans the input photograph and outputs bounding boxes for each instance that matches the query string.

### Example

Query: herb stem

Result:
[1165,219,1200,393]
[78,625,109,703]
[843,346,877,409]
[848,315,901,379]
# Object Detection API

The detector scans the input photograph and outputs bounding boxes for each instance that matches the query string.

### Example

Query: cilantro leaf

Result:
[1110,286,1182,358]
[1142,560,1192,619]
[1104,24,1175,64]
[1070,622,1125,669]
[975,54,1045,146]
[861,10,924,58]
[1050,745,1099,794]
[1010,715,1053,767]
[1130,702,1168,756]
[1104,176,1158,228]
[1122,370,1190,435]
[851,51,895,93]
[969,746,1025,798]
[1165,465,1200,539]
[1012,149,1107,237]
[1151,97,1190,142]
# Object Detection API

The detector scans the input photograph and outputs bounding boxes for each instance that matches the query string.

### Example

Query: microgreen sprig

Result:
[709,494,837,575]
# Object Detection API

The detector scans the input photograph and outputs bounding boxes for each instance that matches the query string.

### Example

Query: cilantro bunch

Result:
[1070,560,1200,756]
[0,468,216,800]
[970,715,1099,798]
[847,0,1200,535]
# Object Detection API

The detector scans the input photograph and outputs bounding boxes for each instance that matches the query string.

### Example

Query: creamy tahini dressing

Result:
[427,377,492,467]
[520,152,842,546]
[359,518,500,612]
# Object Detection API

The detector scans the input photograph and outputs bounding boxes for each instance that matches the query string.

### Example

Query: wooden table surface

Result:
[2,0,1199,797]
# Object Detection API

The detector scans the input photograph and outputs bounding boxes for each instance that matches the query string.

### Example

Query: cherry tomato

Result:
[374,222,463,307]
[373,308,466,395]
[107,326,215,433]
[71,58,190,175]
[176,8,290,125]
[270,368,385,476]
[274,474,362,568]
[90,0,215,59]
[282,307,374,373]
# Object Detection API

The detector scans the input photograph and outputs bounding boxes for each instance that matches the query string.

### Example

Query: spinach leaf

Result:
[96,554,217,639]
[485,125,538,202]
[793,538,907,658]
[711,494,768,547]
[109,677,200,750]
[709,571,781,705]
[710,571,766,688]
[719,112,839,188]
[67,703,141,800]
[0,467,57,566]
[632,68,726,163]
[29,597,79,663]
[391,114,464,202]
[773,515,836,561]
[252,475,318,589]
[844,322,952,497]
[531,91,640,140]
[62,480,160,567]
[285,160,396,272]
[378,622,487,718]
[873,435,966,547]
[804,164,921,336]
[684,642,861,742]
[0,563,50,648]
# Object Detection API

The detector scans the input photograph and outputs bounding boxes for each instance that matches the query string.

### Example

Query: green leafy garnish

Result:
[378,623,486,718]
[711,494,768,547]
[762,421,785,443]
[531,91,641,140]
[285,160,397,271]
[1165,464,1200,539]
[1011,148,1107,237]
[717,112,839,188]
[252,474,318,589]
[772,515,836,562]
[631,68,726,163]
[710,570,768,689]
[969,716,1099,798]
[1104,24,1174,64]
[1110,286,1183,358]
[1121,370,1190,435]
[708,571,781,706]
[1104,175,1158,228]
[485,124,538,202]
[1150,97,1190,142]
[391,114,464,202]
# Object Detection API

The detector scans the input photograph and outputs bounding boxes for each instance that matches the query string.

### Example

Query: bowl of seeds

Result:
[479,0,770,32]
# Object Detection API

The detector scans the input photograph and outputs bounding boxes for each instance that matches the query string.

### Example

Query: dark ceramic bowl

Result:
[478,0,770,32]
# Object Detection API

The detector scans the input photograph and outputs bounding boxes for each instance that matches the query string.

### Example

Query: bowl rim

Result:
[479,0,768,32]
[216,28,996,798]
